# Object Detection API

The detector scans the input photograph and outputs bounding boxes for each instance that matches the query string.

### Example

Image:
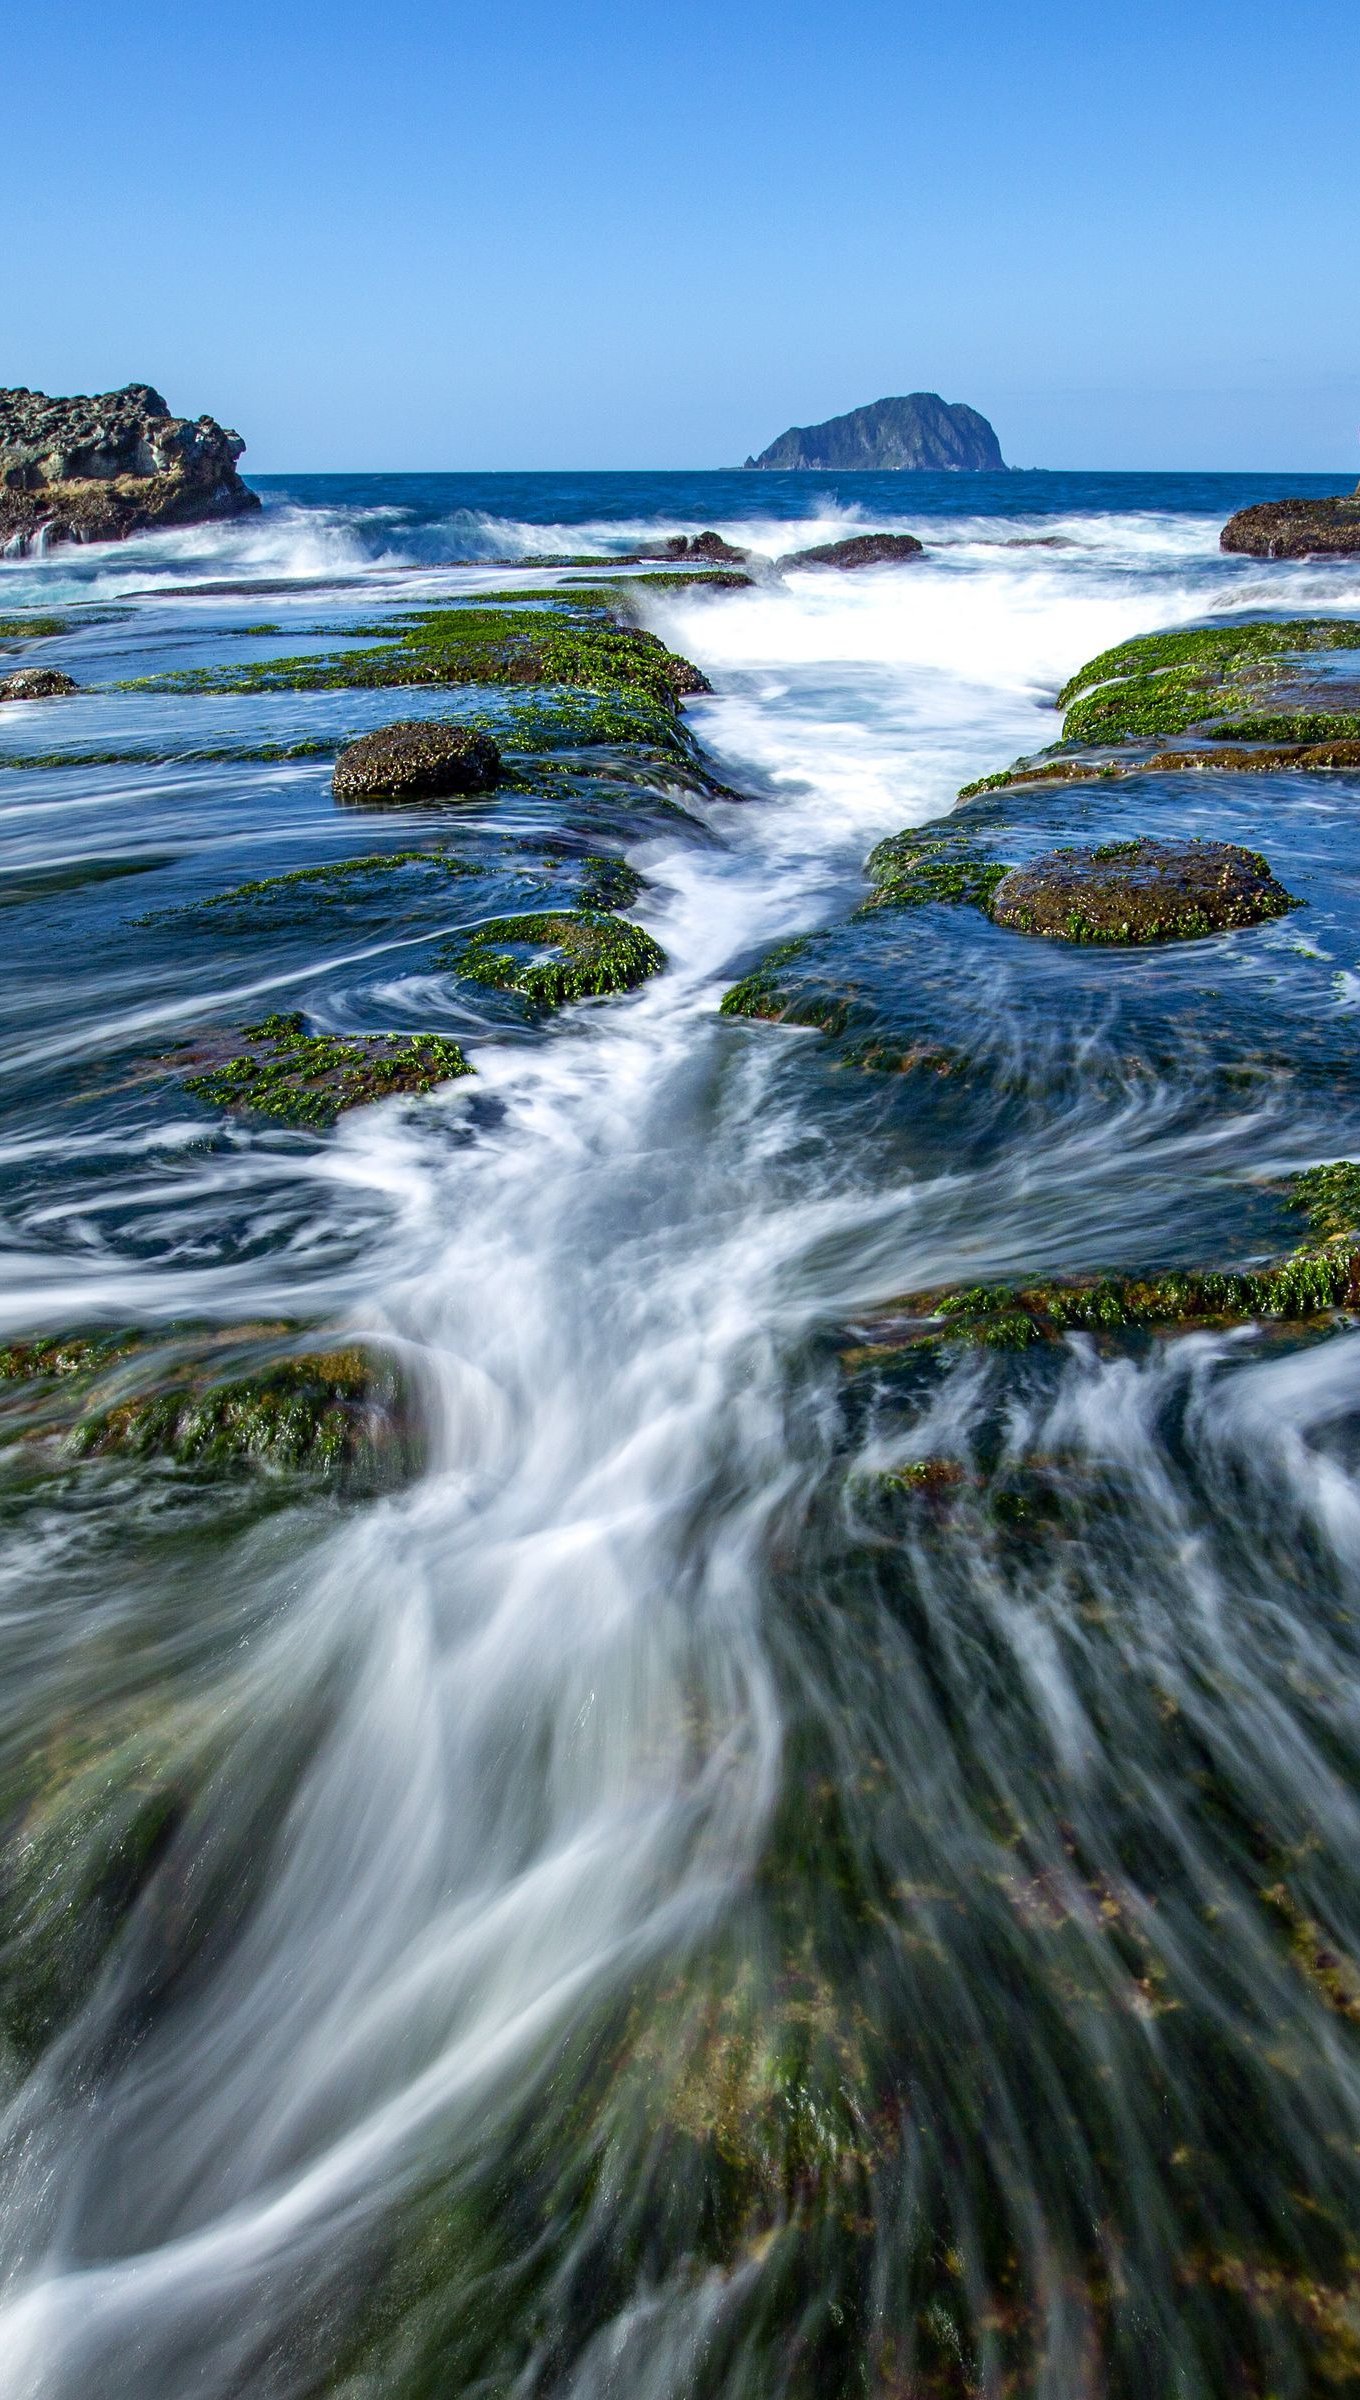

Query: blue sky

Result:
[6,0,1357,472]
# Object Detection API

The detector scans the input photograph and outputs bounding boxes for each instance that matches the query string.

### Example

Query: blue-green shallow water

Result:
[2,475,1360,2397]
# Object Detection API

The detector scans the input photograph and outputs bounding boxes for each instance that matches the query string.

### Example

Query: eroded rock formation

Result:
[0,384,260,551]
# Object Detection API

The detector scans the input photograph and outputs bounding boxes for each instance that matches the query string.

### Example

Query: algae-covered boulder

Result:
[182,1011,474,1127]
[989,837,1296,945]
[0,667,77,703]
[332,721,501,806]
[778,532,924,571]
[443,910,666,1010]
[1221,494,1360,559]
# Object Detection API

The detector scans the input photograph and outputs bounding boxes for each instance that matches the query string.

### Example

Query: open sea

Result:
[1,467,1360,2398]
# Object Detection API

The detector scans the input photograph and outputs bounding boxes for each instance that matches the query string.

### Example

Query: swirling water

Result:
[1,470,1360,2396]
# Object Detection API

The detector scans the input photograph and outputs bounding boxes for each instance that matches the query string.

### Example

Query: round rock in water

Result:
[989,837,1296,945]
[332,721,501,806]
[0,668,78,703]
[778,532,924,571]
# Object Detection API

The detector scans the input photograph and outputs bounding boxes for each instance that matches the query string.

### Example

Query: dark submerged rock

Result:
[0,667,78,702]
[1221,492,1360,559]
[989,837,1296,944]
[0,383,260,551]
[332,721,502,805]
[746,393,1005,472]
[778,532,925,571]
[634,531,749,564]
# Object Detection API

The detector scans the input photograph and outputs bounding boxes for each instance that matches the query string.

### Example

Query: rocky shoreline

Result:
[0,383,259,551]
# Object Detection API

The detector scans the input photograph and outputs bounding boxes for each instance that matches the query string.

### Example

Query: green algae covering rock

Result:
[0,668,77,703]
[71,1344,409,1478]
[444,910,666,1010]
[0,1326,421,1485]
[332,720,501,805]
[183,1011,473,1128]
[989,837,1296,945]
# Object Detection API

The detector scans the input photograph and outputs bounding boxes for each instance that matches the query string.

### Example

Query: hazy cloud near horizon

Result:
[6,0,1357,474]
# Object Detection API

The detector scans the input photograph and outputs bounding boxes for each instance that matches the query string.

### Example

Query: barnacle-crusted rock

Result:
[0,383,260,551]
[1221,492,1360,559]
[0,667,77,702]
[332,720,502,805]
[989,837,1296,945]
[778,532,924,571]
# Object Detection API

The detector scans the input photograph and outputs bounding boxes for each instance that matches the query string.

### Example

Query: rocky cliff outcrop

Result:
[0,385,260,550]
[1221,488,1360,558]
[745,394,1005,473]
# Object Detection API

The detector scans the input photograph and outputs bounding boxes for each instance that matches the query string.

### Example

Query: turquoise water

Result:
[1,473,1360,2398]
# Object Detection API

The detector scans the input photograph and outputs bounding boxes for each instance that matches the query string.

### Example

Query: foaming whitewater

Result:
[4,473,1360,2399]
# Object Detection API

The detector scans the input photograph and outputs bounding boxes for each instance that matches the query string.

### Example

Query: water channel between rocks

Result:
[1,471,1359,2399]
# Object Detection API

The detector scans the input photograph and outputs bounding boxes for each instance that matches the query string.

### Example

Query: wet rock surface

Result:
[332,720,502,804]
[989,836,1296,944]
[0,668,77,702]
[1221,491,1360,558]
[0,383,259,550]
[778,532,925,570]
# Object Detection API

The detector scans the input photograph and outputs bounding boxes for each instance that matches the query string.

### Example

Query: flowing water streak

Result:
[2,482,1360,2393]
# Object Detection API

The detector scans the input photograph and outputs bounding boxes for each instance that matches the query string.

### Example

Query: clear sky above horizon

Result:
[7,0,1357,475]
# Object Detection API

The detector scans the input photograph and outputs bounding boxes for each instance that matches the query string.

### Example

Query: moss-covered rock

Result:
[868,1245,1360,1352]
[860,827,1007,913]
[1057,619,1360,747]
[0,615,68,642]
[443,910,665,1010]
[1286,1161,1360,1242]
[120,599,710,714]
[958,735,1360,802]
[0,1326,419,1483]
[0,668,77,703]
[989,837,1296,945]
[72,1344,408,1477]
[1221,495,1360,559]
[182,1011,473,1128]
[331,721,501,805]
[578,853,645,910]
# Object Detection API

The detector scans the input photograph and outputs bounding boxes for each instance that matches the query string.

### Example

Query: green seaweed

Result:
[1286,1163,1360,1242]
[0,615,69,642]
[860,828,1008,913]
[71,1344,399,1476]
[1057,620,1360,709]
[184,1011,473,1128]
[1058,620,1360,747]
[718,937,814,1021]
[442,911,665,1010]
[886,1246,1360,1349]
[578,854,645,910]
[115,599,709,716]
[171,849,477,916]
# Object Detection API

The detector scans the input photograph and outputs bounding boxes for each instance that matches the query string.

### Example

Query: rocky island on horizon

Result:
[745,391,1006,472]
[0,383,259,551]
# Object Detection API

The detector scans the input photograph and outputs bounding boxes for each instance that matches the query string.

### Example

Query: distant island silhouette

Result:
[745,392,1006,472]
